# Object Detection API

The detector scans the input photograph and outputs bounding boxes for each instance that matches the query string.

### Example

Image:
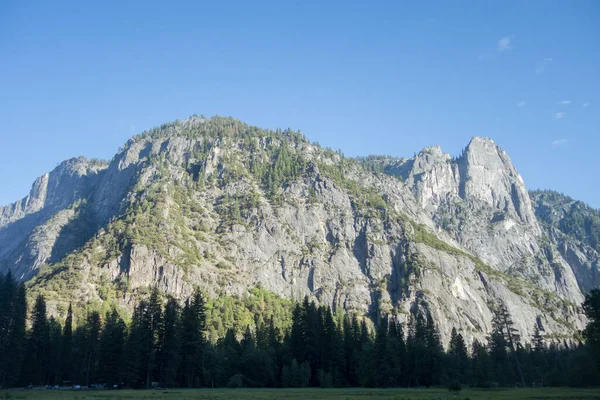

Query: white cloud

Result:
[583,102,590,108]
[535,58,553,75]
[517,101,526,107]
[558,100,571,105]
[497,36,513,52]
[129,124,136,133]
[478,35,514,60]
[554,112,565,119]
[552,138,569,147]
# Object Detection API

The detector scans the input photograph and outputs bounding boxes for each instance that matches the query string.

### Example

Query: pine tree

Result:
[387,318,406,386]
[471,339,492,387]
[61,304,73,382]
[405,314,419,387]
[448,327,469,383]
[84,311,102,386]
[423,311,444,386]
[532,323,545,353]
[357,319,374,387]
[289,304,304,363]
[26,294,50,385]
[583,289,600,362]
[322,307,344,385]
[47,316,63,385]
[98,309,126,386]
[490,301,526,386]
[342,315,359,385]
[0,271,14,350]
[302,297,319,384]
[181,288,206,387]
[218,328,240,386]
[374,318,391,387]
[159,297,182,388]
[299,361,311,387]
[145,287,163,387]
[0,272,26,387]
[126,300,147,387]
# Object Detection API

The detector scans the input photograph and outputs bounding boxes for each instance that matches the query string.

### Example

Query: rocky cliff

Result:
[0,116,596,345]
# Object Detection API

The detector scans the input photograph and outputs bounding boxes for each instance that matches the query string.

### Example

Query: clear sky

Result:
[0,1,598,207]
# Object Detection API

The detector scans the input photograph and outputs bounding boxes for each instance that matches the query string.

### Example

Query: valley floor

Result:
[3,388,600,400]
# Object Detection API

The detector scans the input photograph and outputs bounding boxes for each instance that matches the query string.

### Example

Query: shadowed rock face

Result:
[0,157,108,280]
[0,117,596,345]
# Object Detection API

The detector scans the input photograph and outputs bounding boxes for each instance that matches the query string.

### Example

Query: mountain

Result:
[0,116,597,344]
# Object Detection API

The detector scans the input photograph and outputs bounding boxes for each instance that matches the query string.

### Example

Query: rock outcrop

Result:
[395,138,583,306]
[0,157,107,280]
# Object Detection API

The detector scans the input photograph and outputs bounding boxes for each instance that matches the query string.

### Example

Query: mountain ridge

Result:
[0,115,597,345]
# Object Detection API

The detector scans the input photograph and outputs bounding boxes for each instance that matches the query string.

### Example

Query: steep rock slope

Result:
[391,138,584,307]
[0,117,590,344]
[530,190,600,292]
[0,157,109,280]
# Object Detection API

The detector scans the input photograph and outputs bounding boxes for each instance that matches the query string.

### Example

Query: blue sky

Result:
[0,1,598,207]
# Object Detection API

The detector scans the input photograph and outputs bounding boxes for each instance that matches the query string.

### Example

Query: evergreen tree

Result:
[322,307,344,385]
[566,344,599,387]
[532,322,545,353]
[0,271,14,351]
[301,297,319,384]
[528,321,548,385]
[299,360,311,387]
[181,288,206,387]
[83,311,102,386]
[423,311,444,386]
[387,318,406,386]
[583,289,600,362]
[0,272,26,387]
[217,328,240,386]
[374,318,391,387]
[126,300,148,387]
[144,287,163,387]
[489,301,526,386]
[26,294,50,385]
[406,311,430,387]
[61,304,73,382]
[159,297,182,388]
[471,339,492,387]
[98,309,126,386]
[70,325,88,385]
[47,316,63,385]
[289,303,304,363]
[2,277,600,389]
[342,315,359,386]
[448,327,469,383]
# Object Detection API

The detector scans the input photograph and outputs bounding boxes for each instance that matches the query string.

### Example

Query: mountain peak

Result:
[400,136,540,231]
[462,136,502,159]
[469,136,495,145]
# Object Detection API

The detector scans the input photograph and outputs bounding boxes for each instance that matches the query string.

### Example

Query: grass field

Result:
[3,388,600,400]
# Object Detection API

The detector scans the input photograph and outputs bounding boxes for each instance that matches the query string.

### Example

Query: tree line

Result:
[1,271,599,389]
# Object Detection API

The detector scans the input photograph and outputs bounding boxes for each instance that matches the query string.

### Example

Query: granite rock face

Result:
[0,157,108,280]
[0,117,595,345]
[530,190,600,293]
[396,138,583,305]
